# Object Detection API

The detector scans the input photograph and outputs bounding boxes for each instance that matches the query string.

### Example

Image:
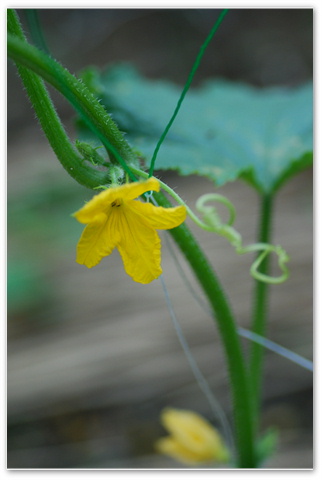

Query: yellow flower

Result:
[73,178,186,284]
[155,408,230,466]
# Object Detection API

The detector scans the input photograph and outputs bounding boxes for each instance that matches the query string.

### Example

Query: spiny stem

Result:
[7,17,138,180]
[7,9,110,189]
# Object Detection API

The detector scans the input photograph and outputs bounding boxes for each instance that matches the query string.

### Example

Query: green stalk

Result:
[154,192,256,468]
[7,11,137,181]
[249,193,274,434]
[7,9,110,189]
[7,33,135,167]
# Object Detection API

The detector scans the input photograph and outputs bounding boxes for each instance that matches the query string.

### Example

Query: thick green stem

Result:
[7,32,135,166]
[7,9,111,189]
[249,194,274,433]
[7,10,138,184]
[155,192,256,468]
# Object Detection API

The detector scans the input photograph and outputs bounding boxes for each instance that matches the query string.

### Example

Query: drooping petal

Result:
[73,178,160,224]
[73,189,116,224]
[127,201,186,230]
[160,408,228,461]
[161,408,213,448]
[121,177,160,201]
[76,212,120,268]
[155,436,202,465]
[116,205,162,284]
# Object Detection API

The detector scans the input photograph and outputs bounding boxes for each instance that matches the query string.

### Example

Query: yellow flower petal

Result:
[116,205,162,284]
[155,436,204,465]
[158,408,229,464]
[73,189,116,224]
[73,178,160,224]
[73,179,186,283]
[121,177,160,201]
[127,201,187,230]
[76,211,120,268]
[162,408,215,442]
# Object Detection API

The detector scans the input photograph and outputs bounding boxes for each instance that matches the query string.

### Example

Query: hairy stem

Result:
[7,9,112,189]
[7,13,137,178]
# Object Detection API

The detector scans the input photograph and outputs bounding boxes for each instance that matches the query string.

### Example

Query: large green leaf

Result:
[78,64,313,193]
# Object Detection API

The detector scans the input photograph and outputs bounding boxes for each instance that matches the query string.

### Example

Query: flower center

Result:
[111,198,122,208]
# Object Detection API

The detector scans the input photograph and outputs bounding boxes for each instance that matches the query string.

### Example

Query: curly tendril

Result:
[195,194,289,284]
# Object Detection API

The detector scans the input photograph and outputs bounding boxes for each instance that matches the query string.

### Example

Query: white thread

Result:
[164,234,313,373]
[237,327,313,372]
[159,274,235,458]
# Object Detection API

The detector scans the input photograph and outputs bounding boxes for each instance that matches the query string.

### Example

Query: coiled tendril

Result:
[196,194,289,284]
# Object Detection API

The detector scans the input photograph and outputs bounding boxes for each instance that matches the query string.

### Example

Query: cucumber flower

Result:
[73,178,186,284]
[155,408,229,466]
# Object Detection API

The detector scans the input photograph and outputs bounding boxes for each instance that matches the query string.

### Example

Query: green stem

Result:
[7,9,110,189]
[154,191,256,468]
[7,12,137,177]
[249,194,274,434]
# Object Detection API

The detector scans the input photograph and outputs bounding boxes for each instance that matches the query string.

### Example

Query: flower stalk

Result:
[249,193,274,434]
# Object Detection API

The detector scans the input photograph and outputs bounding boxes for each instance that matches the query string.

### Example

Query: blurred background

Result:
[7,9,313,468]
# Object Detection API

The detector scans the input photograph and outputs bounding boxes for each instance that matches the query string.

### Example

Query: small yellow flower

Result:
[155,408,229,466]
[73,178,186,284]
